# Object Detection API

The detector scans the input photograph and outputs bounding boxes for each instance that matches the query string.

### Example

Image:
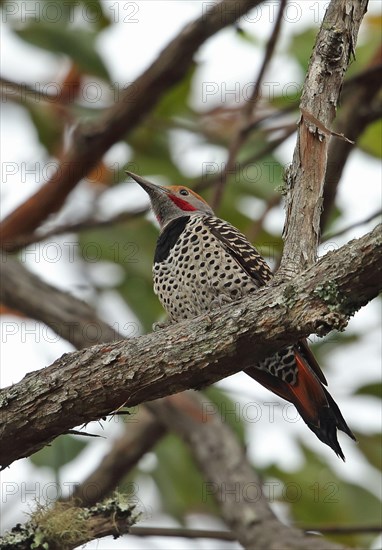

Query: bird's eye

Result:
[179,188,189,196]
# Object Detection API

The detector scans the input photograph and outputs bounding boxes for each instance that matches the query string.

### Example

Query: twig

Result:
[212,0,287,210]
[322,208,382,242]
[129,526,235,540]
[195,123,296,192]
[68,408,167,507]
[303,524,382,535]
[128,523,382,539]
[4,206,148,253]
[321,51,382,231]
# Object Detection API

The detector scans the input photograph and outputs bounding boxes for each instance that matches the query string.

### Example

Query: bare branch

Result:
[278,0,369,279]
[322,208,382,242]
[0,224,380,469]
[212,0,287,209]
[3,207,148,254]
[129,526,236,541]
[303,524,382,535]
[195,123,296,193]
[0,0,264,247]
[0,255,118,349]
[321,54,382,230]
[128,523,382,540]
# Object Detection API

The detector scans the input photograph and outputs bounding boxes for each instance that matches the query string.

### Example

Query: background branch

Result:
[212,0,287,210]
[0,0,263,247]
[3,206,148,254]
[321,51,382,230]
[69,407,166,507]
[146,392,344,550]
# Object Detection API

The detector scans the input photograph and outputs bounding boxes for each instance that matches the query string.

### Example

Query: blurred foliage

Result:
[15,22,110,79]
[2,1,381,547]
[355,382,382,399]
[30,435,88,482]
[358,119,382,158]
[264,446,381,549]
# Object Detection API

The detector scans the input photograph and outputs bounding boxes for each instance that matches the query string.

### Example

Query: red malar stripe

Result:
[169,195,197,211]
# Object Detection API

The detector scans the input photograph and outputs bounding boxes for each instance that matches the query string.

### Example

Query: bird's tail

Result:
[245,347,356,460]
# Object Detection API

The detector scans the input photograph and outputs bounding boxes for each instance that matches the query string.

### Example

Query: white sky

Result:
[1,1,381,548]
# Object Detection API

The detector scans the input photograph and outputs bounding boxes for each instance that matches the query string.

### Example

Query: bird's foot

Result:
[152,319,173,332]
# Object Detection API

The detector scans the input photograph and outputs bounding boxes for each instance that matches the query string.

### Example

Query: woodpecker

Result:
[127,171,355,460]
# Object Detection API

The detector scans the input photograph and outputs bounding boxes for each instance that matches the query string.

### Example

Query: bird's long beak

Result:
[125,171,169,197]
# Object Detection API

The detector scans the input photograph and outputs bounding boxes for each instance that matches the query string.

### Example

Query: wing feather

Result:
[203,217,272,287]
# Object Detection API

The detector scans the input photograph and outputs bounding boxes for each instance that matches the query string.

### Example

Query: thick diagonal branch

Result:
[0,224,380,469]
[279,0,369,279]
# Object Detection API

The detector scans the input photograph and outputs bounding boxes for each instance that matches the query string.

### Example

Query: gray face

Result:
[126,171,213,228]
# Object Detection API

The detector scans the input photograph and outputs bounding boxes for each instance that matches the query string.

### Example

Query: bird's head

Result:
[126,171,213,228]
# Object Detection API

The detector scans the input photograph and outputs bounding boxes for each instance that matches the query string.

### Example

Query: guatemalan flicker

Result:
[127,171,355,460]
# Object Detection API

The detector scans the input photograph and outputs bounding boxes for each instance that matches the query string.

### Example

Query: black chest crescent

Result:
[154,216,190,263]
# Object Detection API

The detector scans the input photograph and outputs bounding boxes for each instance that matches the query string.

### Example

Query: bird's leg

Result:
[210,295,231,310]
[152,318,174,331]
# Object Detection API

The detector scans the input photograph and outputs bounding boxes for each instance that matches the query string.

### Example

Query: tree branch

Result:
[0,255,118,349]
[69,408,166,507]
[0,495,139,550]
[0,224,380,469]
[211,0,287,210]
[146,392,344,550]
[321,52,382,230]
[2,206,148,254]
[278,0,369,279]
[0,0,263,247]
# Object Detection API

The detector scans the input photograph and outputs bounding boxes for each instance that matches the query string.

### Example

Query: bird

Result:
[126,171,356,460]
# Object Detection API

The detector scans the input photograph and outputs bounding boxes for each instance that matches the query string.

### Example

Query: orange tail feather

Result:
[245,349,355,460]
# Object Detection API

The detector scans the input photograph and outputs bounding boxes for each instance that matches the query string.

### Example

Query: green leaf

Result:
[30,435,88,475]
[358,120,382,158]
[288,28,317,73]
[26,103,63,153]
[269,93,299,110]
[354,382,382,399]
[155,65,196,119]
[264,446,381,548]
[234,25,260,47]
[354,432,382,470]
[15,22,110,80]
[151,433,218,520]
[76,0,111,29]
[127,124,189,184]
